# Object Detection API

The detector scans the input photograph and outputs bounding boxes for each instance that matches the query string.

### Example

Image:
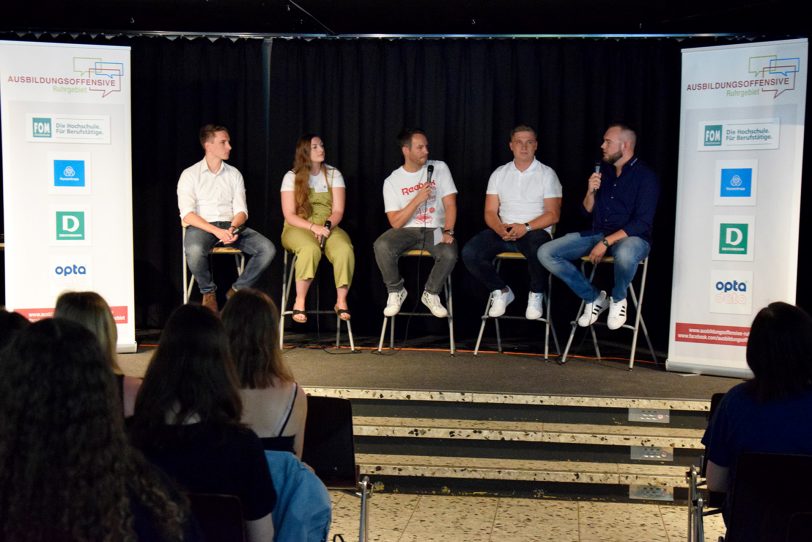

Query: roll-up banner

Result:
[1,41,136,352]
[668,39,807,377]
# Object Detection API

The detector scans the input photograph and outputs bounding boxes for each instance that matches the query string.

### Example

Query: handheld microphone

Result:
[591,161,601,194]
[426,164,434,182]
[320,220,332,249]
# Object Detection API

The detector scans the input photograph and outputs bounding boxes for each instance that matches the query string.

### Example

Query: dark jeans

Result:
[461,228,552,293]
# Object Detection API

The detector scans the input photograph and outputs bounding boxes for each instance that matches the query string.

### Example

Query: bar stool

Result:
[473,252,560,358]
[559,255,656,369]
[279,250,356,351]
[377,249,455,355]
[182,223,245,304]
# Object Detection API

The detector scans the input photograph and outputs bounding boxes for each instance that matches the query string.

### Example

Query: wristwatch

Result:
[602,238,611,248]
[443,229,455,236]
[524,223,532,232]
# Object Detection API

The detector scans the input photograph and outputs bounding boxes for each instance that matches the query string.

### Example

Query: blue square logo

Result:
[54,160,86,187]
[720,168,752,198]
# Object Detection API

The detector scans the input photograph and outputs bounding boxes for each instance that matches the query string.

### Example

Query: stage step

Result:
[356,453,688,488]
[305,387,710,502]
[353,416,704,449]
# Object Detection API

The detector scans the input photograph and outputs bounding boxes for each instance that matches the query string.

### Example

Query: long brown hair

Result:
[222,288,294,389]
[0,318,187,541]
[129,304,243,447]
[291,134,327,219]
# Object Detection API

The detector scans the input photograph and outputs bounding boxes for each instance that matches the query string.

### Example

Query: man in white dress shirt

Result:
[178,124,275,312]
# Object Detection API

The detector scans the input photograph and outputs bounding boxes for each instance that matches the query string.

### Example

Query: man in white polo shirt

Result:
[178,124,276,312]
[461,125,562,319]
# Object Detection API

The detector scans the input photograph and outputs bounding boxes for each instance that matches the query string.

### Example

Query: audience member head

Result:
[0,318,186,540]
[54,290,119,371]
[0,309,29,352]
[222,288,294,389]
[746,301,812,401]
[131,304,242,443]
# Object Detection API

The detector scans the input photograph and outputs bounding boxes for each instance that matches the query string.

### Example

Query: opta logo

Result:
[55,264,87,276]
[715,280,747,293]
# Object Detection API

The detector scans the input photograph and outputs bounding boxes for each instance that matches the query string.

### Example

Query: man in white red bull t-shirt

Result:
[373,129,458,318]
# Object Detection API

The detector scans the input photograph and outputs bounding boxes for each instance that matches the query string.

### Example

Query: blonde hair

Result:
[54,291,120,373]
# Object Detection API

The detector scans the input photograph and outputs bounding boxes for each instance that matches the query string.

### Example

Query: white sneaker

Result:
[488,287,515,318]
[526,292,544,320]
[421,291,449,318]
[383,288,407,317]
[607,298,628,330]
[577,290,608,327]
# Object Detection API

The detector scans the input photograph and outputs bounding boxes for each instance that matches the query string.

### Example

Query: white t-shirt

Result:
[280,165,345,192]
[382,160,457,229]
[177,158,248,222]
[486,158,562,233]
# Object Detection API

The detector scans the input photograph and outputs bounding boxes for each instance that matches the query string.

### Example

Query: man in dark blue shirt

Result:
[538,123,659,330]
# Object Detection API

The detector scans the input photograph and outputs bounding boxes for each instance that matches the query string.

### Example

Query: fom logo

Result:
[704,125,722,146]
[32,117,52,138]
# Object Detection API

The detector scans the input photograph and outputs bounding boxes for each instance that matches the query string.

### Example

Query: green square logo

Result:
[56,211,85,240]
[32,117,52,138]
[719,223,748,255]
[704,125,722,146]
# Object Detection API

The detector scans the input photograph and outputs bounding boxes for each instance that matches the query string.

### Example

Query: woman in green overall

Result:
[281,134,355,323]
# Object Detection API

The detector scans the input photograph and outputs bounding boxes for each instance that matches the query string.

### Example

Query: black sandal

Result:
[334,305,351,321]
[291,309,307,323]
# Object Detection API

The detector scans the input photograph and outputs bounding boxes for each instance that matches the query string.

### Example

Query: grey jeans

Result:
[373,227,458,294]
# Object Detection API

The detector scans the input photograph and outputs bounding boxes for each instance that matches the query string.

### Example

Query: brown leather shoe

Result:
[201,292,218,313]
[226,287,237,300]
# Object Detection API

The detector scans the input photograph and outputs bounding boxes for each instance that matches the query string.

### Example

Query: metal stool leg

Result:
[445,276,455,355]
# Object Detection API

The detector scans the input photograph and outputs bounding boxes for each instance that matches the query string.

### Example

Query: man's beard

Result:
[603,150,622,164]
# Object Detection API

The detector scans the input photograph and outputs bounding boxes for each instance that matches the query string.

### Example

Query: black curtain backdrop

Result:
[1,33,809,354]
[268,38,687,348]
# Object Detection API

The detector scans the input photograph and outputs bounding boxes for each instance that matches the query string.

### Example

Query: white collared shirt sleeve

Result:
[231,169,248,219]
[177,165,199,220]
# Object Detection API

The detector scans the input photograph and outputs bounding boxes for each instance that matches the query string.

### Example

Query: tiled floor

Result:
[327,491,725,542]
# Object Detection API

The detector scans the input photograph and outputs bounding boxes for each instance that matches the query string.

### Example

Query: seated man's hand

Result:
[216,227,237,245]
[589,241,607,264]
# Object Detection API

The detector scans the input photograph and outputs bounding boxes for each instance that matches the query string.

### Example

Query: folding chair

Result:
[687,392,727,542]
[723,452,812,541]
[377,249,455,355]
[278,251,355,351]
[186,492,247,542]
[473,251,560,358]
[302,395,371,542]
[182,222,245,304]
[559,255,655,369]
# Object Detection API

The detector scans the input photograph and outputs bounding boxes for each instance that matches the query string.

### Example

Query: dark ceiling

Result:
[3,0,807,37]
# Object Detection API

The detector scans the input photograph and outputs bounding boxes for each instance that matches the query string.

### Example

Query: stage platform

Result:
[123,330,741,503]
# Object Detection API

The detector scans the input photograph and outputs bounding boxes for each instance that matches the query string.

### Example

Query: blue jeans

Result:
[184,222,276,293]
[373,228,457,295]
[538,232,649,302]
[461,228,552,293]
